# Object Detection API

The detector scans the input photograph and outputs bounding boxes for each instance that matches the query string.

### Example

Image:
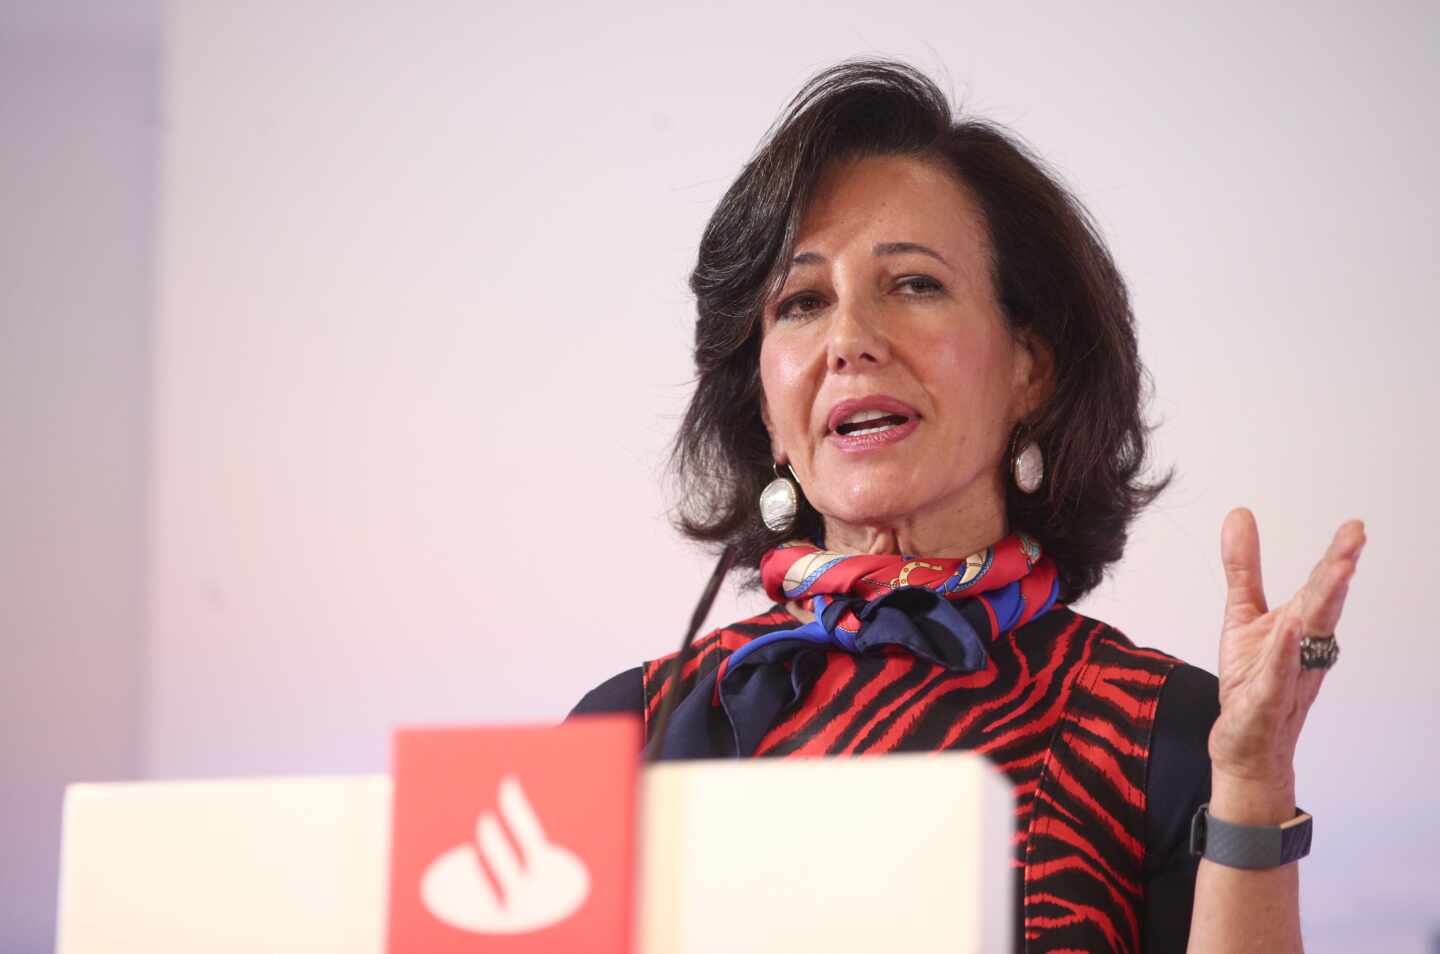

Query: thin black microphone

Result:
[644,544,737,762]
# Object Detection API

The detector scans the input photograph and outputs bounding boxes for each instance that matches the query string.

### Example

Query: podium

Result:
[56,747,1015,953]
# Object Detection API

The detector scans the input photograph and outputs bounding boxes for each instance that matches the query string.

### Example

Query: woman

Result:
[572,61,1363,953]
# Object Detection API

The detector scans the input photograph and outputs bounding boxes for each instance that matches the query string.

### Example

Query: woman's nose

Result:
[826,295,891,373]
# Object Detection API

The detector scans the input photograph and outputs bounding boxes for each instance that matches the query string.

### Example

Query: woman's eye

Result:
[776,293,825,321]
[897,275,943,295]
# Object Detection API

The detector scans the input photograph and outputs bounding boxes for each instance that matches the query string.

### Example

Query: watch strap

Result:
[1189,802,1313,869]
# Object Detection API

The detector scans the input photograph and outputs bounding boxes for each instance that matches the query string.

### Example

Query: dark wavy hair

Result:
[671,59,1170,603]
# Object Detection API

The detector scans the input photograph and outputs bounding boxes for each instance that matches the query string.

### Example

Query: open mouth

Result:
[833,410,912,436]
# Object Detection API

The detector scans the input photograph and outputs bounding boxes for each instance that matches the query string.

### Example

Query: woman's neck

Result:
[819,499,1007,560]
[787,501,1011,624]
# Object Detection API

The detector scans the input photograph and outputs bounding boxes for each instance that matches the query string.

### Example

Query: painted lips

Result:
[826,396,921,452]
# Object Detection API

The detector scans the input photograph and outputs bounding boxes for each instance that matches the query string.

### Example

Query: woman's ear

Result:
[1014,329,1055,418]
[759,406,794,475]
[760,398,781,456]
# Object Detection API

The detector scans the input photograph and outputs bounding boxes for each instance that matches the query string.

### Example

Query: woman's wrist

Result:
[1207,767,1297,826]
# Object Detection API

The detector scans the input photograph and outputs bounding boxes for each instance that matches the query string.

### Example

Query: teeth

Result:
[842,409,892,426]
[846,421,900,435]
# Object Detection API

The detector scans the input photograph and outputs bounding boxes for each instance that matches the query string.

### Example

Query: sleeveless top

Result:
[636,603,1187,954]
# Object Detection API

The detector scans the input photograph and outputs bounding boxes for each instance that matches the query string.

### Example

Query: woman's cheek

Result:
[760,342,813,457]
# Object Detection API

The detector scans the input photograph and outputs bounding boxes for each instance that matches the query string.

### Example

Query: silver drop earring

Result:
[1009,427,1044,494]
[759,463,800,533]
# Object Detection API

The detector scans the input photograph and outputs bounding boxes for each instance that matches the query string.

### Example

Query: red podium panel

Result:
[386,716,640,954]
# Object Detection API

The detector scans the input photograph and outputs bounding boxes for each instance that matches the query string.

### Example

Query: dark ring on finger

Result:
[1300,634,1340,670]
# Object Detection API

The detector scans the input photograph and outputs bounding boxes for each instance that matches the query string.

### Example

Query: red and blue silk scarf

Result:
[654,533,1061,758]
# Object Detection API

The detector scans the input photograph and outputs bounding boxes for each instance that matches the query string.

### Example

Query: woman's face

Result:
[759,154,1049,554]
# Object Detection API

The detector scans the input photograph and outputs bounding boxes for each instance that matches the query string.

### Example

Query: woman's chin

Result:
[812,497,923,537]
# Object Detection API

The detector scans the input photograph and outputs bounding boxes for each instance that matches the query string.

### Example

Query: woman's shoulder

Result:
[644,604,799,671]
[1053,607,1214,683]
[1036,608,1220,909]
[1042,606,1220,760]
[566,605,799,721]
[568,666,645,719]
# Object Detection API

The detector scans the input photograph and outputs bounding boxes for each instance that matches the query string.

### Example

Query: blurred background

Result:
[3,0,1437,951]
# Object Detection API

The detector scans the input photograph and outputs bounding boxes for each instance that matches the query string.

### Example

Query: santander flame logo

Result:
[420,775,591,934]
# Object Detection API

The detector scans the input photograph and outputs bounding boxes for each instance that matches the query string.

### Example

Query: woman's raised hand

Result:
[1210,507,1366,788]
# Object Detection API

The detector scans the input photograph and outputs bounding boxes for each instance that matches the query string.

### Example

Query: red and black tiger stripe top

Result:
[570,604,1219,954]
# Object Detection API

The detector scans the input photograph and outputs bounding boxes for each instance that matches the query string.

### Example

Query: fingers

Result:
[1300,520,1366,637]
[1254,606,1326,716]
[1303,558,1358,636]
[1221,507,1267,626]
[1261,610,1304,693]
[1323,519,1367,564]
[1287,519,1365,712]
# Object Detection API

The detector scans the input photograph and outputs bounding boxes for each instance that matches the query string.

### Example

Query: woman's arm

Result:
[1186,509,1365,954]
[1188,770,1302,953]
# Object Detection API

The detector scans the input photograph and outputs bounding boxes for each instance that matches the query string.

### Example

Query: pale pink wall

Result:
[0,4,156,952]
[148,6,1440,946]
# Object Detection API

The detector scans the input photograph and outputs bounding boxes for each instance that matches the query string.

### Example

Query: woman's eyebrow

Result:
[788,242,950,267]
[873,241,950,266]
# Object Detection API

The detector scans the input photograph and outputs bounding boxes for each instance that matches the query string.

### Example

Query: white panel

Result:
[56,759,1013,954]
[56,778,392,954]
[639,754,1014,954]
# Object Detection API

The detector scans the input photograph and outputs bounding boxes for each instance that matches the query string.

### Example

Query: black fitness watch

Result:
[1189,803,1313,869]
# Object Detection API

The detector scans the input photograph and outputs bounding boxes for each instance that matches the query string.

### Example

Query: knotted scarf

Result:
[653,532,1061,758]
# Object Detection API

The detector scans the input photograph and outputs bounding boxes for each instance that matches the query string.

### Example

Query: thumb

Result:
[1221,507,1267,626]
